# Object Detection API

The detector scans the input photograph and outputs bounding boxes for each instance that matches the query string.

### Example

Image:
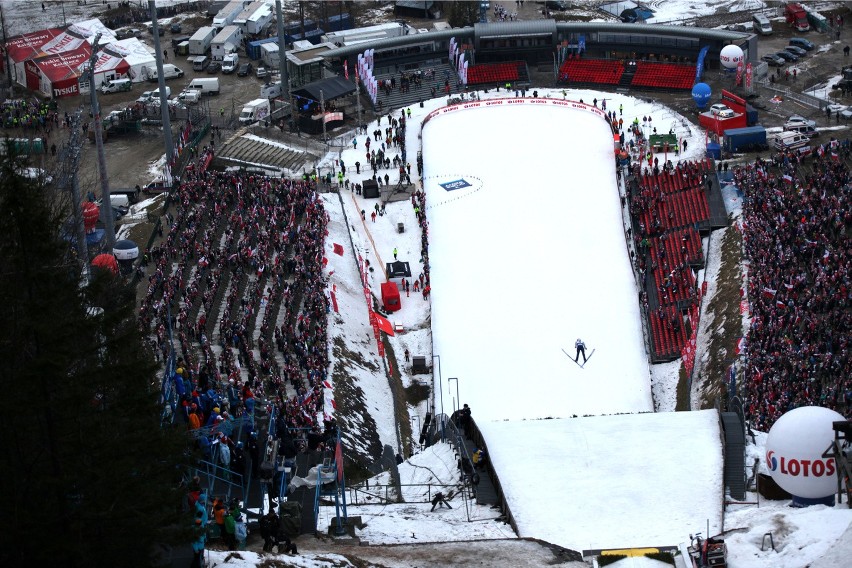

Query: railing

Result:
[758,81,828,110]
[347,482,456,505]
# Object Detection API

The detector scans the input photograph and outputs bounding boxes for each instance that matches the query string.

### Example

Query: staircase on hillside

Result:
[218,135,316,173]
[372,62,460,113]
[457,434,500,507]
[618,62,637,89]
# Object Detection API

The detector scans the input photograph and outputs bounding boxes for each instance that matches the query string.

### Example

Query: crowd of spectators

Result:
[735,141,852,430]
[138,143,340,473]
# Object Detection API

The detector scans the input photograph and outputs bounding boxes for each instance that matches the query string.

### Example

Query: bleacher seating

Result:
[631,159,716,361]
[631,61,696,90]
[467,62,524,86]
[558,58,624,86]
[649,305,689,360]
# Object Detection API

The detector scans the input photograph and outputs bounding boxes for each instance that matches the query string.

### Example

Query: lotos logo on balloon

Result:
[766,449,835,477]
[766,450,778,471]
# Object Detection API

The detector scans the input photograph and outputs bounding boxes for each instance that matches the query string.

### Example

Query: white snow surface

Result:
[422,101,652,421]
[480,410,723,552]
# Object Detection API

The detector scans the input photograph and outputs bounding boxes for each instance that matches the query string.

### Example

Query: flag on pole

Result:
[374,313,395,336]
[335,439,344,482]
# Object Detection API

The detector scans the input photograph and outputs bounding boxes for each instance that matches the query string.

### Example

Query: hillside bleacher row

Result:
[559,58,695,90]
[558,58,624,85]
[466,61,529,87]
[631,61,696,89]
[630,159,715,361]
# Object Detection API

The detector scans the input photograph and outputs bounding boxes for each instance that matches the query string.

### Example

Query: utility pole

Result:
[320,89,327,142]
[274,0,292,122]
[148,0,174,180]
[0,4,12,95]
[56,111,90,281]
[88,33,116,249]
[356,72,362,130]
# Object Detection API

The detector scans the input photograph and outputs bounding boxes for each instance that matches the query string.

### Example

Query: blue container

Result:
[706,142,721,160]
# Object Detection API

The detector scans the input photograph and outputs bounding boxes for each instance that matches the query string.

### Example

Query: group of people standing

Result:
[734,143,851,430]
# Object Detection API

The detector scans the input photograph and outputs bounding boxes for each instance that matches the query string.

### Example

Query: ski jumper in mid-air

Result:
[574,338,587,364]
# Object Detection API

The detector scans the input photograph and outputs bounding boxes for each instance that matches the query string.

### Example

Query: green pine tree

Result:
[0,148,191,567]
[447,1,481,28]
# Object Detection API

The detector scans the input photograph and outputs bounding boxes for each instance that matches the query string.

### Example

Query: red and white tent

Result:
[102,38,155,83]
[4,27,64,89]
[5,19,117,91]
[28,45,92,99]
[77,48,131,93]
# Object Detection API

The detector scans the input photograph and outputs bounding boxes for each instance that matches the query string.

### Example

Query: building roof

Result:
[320,20,751,60]
[292,76,355,102]
[104,38,154,67]
[475,20,557,38]
[34,45,91,82]
[5,27,64,63]
[395,0,437,9]
[554,21,751,42]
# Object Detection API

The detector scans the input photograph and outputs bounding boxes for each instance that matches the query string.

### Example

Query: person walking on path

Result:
[393,247,398,260]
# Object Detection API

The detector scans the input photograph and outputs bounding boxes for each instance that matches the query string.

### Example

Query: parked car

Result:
[545,1,569,10]
[143,180,171,194]
[136,90,154,104]
[785,45,807,57]
[710,103,735,118]
[786,115,817,128]
[237,62,254,77]
[789,37,815,51]
[206,61,222,74]
[761,54,786,67]
[840,108,852,120]
[775,51,798,62]
[256,66,267,79]
[147,23,165,36]
[170,22,182,33]
[826,104,848,114]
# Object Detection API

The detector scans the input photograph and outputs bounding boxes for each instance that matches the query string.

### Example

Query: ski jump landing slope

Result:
[478,410,724,552]
[421,100,723,552]
[421,99,653,421]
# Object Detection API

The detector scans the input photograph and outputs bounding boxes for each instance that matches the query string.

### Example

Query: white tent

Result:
[103,38,155,83]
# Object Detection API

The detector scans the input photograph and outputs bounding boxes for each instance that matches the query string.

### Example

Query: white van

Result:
[775,131,810,151]
[187,77,220,96]
[193,56,210,72]
[179,89,202,104]
[783,122,817,138]
[146,63,184,81]
[221,53,239,74]
[752,14,773,35]
[151,86,172,99]
[101,78,132,94]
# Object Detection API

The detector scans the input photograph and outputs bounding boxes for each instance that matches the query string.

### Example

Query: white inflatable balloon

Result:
[720,44,745,69]
[765,406,845,499]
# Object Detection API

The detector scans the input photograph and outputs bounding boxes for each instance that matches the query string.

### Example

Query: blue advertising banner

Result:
[440,179,471,191]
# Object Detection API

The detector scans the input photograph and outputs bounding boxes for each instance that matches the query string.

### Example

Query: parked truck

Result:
[833,65,852,93]
[239,98,270,125]
[213,0,248,30]
[211,25,243,60]
[723,126,767,153]
[245,3,273,35]
[189,26,216,56]
[234,1,267,34]
[784,3,810,32]
[261,43,279,68]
